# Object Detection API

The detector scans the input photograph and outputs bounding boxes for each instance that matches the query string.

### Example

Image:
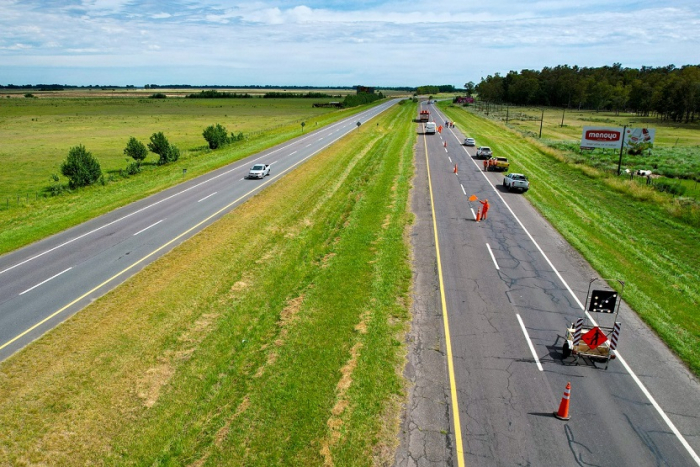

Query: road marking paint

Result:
[423,132,466,467]
[444,147,448,153]
[133,219,164,236]
[439,109,700,465]
[306,143,313,147]
[517,314,544,371]
[460,184,466,195]
[449,156,452,163]
[1,101,396,355]
[19,267,72,296]
[470,207,476,220]
[486,243,499,270]
[289,151,297,155]
[198,192,217,203]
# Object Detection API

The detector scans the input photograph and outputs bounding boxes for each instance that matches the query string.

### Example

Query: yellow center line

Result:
[423,131,466,466]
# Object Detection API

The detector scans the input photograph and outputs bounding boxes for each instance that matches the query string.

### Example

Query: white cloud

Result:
[0,1,698,86]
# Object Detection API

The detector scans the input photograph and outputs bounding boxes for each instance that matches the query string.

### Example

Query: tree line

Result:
[474,63,700,123]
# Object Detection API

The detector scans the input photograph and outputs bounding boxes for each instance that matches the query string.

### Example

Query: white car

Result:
[248,163,271,179]
[464,137,476,146]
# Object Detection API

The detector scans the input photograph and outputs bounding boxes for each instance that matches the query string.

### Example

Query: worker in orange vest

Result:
[479,199,490,220]
[483,159,488,171]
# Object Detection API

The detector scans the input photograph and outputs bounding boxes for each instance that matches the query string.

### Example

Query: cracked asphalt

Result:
[393,103,700,466]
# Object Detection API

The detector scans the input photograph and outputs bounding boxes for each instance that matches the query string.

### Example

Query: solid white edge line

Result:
[19,267,72,296]
[435,107,700,465]
[133,219,164,236]
[486,243,499,270]
[198,192,217,203]
[517,314,544,371]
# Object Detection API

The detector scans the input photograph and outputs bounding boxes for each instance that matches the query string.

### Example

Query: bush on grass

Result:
[60,145,102,189]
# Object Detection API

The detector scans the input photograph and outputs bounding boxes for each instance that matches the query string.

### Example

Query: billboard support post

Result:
[617,125,627,176]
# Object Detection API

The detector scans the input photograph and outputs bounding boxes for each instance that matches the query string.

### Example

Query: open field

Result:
[466,103,700,181]
[0,95,347,195]
[441,102,700,376]
[0,100,416,465]
[0,98,380,254]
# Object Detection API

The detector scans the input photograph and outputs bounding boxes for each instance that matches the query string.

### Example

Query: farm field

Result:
[0,94,346,196]
[0,100,415,465]
[441,102,700,376]
[0,96,378,254]
[466,103,700,181]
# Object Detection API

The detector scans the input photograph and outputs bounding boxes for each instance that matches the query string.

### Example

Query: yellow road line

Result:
[423,132,466,466]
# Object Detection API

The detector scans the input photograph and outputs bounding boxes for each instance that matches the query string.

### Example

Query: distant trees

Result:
[473,64,700,122]
[148,132,180,165]
[342,91,384,107]
[61,145,102,188]
[202,123,244,150]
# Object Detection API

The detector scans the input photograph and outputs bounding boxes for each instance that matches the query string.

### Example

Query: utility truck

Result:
[487,157,509,172]
[419,110,430,122]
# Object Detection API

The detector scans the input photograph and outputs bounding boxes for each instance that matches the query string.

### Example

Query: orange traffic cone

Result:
[444,141,447,148]
[454,164,458,174]
[554,382,572,420]
[475,208,481,222]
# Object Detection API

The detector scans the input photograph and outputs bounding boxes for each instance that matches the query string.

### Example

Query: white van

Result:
[425,122,436,134]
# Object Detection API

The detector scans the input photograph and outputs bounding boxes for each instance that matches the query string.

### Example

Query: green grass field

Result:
[0,100,416,465]
[0,95,345,196]
[466,104,700,180]
[0,97,377,254]
[441,102,700,376]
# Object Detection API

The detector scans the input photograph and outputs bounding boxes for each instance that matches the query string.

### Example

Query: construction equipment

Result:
[562,278,624,370]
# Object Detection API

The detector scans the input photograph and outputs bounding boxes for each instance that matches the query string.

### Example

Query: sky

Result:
[1,0,699,87]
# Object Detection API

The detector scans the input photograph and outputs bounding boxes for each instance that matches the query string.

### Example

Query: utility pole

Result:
[617,125,627,175]
[561,108,566,128]
[506,106,509,123]
[539,109,544,138]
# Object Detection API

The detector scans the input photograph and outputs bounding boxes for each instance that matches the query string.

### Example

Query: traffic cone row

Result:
[554,382,571,420]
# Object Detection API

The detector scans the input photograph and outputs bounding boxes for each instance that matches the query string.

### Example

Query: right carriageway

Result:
[403,101,700,466]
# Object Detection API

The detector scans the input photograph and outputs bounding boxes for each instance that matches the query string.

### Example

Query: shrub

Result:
[148,132,179,165]
[149,93,167,99]
[60,144,102,188]
[203,123,230,149]
[24,93,35,98]
[126,162,142,175]
[124,137,148,164]
[655,179,687,196]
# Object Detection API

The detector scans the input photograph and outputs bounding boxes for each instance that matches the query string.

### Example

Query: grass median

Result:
[441,102,700,375]
[0,100,416,465]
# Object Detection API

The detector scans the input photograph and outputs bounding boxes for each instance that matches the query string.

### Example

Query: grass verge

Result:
[441,102,700,376]
[0,100,415,465]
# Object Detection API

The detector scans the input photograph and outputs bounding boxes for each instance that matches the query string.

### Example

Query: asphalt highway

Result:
[406,102,700,466]
[0,100,397,361]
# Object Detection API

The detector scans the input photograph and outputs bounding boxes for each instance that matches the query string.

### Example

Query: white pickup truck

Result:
[503,173,529,192]
[248,163,271,179]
